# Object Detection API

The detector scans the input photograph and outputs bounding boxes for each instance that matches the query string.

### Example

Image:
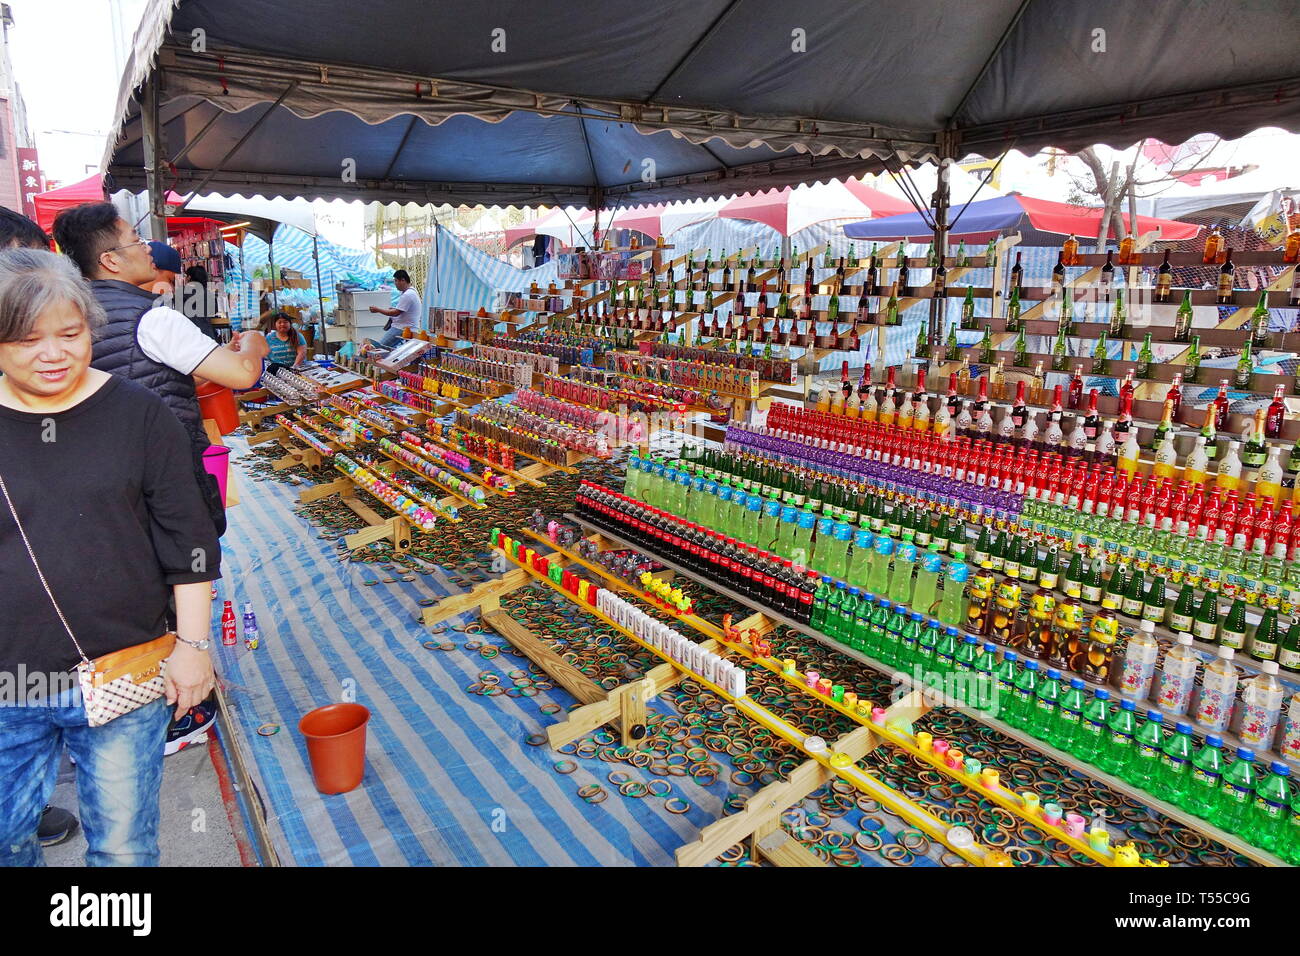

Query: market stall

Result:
[94,0,1300,871]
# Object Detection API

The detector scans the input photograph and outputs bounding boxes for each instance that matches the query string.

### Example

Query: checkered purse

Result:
[0,473,174,726]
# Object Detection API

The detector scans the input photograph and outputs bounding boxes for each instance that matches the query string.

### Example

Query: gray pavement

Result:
[43,732,245,867]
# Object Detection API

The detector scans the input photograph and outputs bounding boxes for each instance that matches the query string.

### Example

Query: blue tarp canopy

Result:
[103,0,1300,208]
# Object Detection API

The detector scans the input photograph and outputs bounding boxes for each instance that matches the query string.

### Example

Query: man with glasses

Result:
[52,203,268,539]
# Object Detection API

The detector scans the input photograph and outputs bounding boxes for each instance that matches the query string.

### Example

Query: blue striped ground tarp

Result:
[424,224,558,314]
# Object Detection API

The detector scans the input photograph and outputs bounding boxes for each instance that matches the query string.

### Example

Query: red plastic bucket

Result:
[298,703,370,794]
[202,445,231,505]
[197,381,239,435]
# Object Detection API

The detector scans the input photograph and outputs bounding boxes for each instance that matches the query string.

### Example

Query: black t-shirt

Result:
[0,376,222,675]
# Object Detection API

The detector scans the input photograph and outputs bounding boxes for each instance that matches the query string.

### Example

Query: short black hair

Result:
[0,207,50,249]
[393,269,410,283]
[185,264,208,284]
[51,202,121,278]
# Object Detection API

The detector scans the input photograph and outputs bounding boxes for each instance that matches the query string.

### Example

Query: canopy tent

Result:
[183,194,318,241]
[102,0,1300,214]
[719,181,912,236]
[843,193,1203,243]
[32,174,186,236]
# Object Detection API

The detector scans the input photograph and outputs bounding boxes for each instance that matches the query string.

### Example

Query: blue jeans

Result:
[368,326,407,350]
[0,693,169,866]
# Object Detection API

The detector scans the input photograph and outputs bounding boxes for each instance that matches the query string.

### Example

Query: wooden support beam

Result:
[754,828,828,866]
[298,477,352,503]
[482,609,607,706]
[421,568,532,627]
[676,723,878,867]
[248,425,286,447]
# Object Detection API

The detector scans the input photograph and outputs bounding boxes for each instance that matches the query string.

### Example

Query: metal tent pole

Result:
[141,72,167,241]
[312,234,327,351]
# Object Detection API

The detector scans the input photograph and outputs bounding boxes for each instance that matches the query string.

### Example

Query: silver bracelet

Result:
[174,634,212,651]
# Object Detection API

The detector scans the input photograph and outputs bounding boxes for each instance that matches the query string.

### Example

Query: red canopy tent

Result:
[719,180,912,236]
[32,173,184,236]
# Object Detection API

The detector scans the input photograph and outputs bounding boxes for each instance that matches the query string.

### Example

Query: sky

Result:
[6,0,1297,248]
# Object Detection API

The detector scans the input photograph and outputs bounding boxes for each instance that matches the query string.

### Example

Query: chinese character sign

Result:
[16,148,44,221]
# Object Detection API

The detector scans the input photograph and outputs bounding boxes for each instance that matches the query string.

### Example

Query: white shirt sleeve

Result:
[136,307,221,375]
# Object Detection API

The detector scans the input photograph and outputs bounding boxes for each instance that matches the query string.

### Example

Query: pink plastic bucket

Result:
[202,445,231,505]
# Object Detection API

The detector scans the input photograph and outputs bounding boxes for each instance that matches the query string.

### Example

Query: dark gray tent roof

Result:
[104,0,1300,207]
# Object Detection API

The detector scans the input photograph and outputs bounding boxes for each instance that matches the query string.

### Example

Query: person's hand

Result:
[228,330,243,350]
[164,642,216,719]
[369,305,380,313]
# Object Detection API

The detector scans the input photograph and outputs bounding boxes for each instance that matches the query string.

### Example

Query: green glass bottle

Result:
[1026,667,1062,739]
[1006,285,1022,331]
[1075,688,1113,762]
[979,324,994,364]
[1096,698,1138,775]
[1219,597,1247,651]
[1124,710,1165,789]
[960,285,976,330]
[1005,659,1041,729]
[1235,340,1253,390]
[1168,581,1197,633]
[1051,325,1069,371]
[1136,332,1154,378]
[1185,334,1202,384]
[1214,748,1259,834]
[1121,567,1146,619]
[1184,734,1225,818]
[1173,290,1194,342]
[1193,591,1220,645]
[1142,574,1168,624]
[1091,330,1110,374]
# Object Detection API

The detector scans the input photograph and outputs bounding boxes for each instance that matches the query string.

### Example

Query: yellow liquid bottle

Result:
[1152,435,1178,479]
[1182,436,1209,487]
[1117,434,1141,477]
[1255,447,1284,507]
[860,390,879,423]
[1215,440,1243,495]
[896,392,914,430]
[815,383,831,413]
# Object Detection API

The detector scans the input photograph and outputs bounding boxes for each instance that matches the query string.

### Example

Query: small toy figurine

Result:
[1112,842,1142,866]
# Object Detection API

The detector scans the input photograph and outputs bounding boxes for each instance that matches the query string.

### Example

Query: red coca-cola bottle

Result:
[221,600,237,646]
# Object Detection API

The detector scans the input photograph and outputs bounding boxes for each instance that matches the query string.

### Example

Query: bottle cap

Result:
[875,536,895,556]
[1095,688,1110,700]
[921,552,943,574]
[1146,710,1163,722]
[1206,734,1223,747]
[945,626,959,636]
[1139,620,1155,633]
[1217,646,1235,660]
[1070,677,1084,688]
[1176,633,1193,645]
[1025,660,1039,671]
[1261,661,1279,675]
[1004,650,1018,662]
[1120,699,1136,711]
[1046,668,1061,679]
[983,642,996,652]
[964,635,978,644]
[1270,762,1290,776]
[848,587,860,596]
[1236,747,1254,760]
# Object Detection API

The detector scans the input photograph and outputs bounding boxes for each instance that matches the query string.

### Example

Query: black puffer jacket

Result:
[89,279,226,536]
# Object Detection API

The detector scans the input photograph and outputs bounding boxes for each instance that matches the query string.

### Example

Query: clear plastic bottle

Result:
[888,542,918,605]
[1155,633,1200,716]
[1118,619,1160,701]
[846,528,875,589]
[1193,646,1239,733]
[911,551,944,617]
[1237,660,1284,750]
[937,560,969,628]
[866,533,895,597]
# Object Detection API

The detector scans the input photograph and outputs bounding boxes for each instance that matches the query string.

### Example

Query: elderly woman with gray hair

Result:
[0,248,220,866]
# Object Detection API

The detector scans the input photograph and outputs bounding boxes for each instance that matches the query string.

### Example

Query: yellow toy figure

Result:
[722,614,740,643]
[1112,842,1142,866]
[982,849,1014,867]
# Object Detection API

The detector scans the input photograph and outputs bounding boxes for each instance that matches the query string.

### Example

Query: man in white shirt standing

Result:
[367,269,422,351]
[52,203,269,538]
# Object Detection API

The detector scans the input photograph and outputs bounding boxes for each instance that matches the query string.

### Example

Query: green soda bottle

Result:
[775,504,800,559]
[866,533,895,596]
[836,587,861,645]
[825,521,855,581]
[937,561,969,627]
[826,582,847,639]
[899,612,924,668]
[1124,710,1165,789]
[991,650,1019,719]
[846,528,875,588]
[1005,659,1041,729]
[1027,667,1062,739]
[1184,735,1226,818]
[867,597,891,659]
[1096,698,1138,775]
[910,551,943,615]
[810,576,832,629]
[1075,689,1113,762]
[934,624,960,675]
[885,602,908,666]
[851,592,873,652]
[1168,581,1197,633]
[1214,748,1258,834]
[1051,676,1087,751]
[915,619,940,673]
[888,542,918,606]
[1247,761,1292,853]
[1155,721,1195,804]
[953,635,980,704]
[972,642,997,712]
[811,512,836,573]
[759,496,784,553]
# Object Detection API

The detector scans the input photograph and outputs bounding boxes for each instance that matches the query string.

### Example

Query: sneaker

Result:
[165,699,218,756]
[38,805,78,847]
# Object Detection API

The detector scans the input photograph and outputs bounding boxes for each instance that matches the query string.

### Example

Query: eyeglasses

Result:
[100,237,148,258]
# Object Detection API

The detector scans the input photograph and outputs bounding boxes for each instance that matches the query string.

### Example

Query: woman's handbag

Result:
[0,472,174,726]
